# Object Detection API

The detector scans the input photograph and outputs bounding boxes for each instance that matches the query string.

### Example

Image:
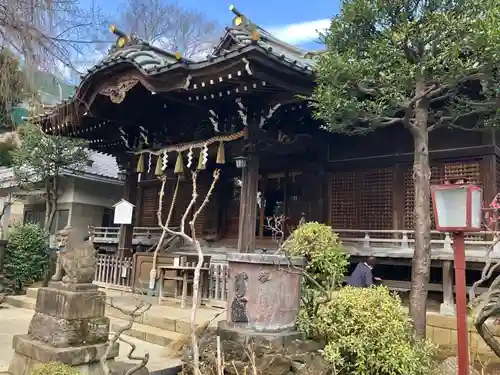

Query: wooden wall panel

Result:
[139,184,160,226]
[329,171,358,229]
[358,167,393,230]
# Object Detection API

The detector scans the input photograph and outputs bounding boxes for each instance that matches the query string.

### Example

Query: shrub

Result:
[30,362,81,375]
[315,286,436,375]
[4,223,48,292]
[285,221,349,287]
[285,222,349,336]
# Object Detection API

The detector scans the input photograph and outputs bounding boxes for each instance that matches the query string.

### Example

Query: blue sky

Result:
[99,0,340,50]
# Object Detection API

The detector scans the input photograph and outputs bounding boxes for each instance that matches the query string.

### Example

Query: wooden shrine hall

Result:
[33,6,499,304]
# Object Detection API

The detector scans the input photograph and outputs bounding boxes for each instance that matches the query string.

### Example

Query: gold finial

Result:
[109,24,116,33]
[229,4,243,17]
[251,30,261,41]
[117,37,126,48]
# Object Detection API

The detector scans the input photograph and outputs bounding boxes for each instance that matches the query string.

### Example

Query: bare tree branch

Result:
[117,0,218,59]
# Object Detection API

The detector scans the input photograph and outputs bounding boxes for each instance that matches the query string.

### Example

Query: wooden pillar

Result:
[259,174,268,240]
[392,164,406,231]
[440,260,456,316]
[237,154,259,252]
[117,161,138,257]
[481,154,496,204]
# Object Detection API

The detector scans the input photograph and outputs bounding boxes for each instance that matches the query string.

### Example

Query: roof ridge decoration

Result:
[213,4,313,61]
[108,24,188,62]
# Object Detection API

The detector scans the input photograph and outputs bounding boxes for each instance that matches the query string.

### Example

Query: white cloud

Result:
[266,19,330,45]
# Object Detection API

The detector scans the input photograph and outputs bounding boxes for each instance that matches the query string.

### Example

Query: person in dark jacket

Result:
[347,256,378,287]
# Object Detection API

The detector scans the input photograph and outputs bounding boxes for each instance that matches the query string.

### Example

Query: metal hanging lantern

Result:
[234,156,248,169]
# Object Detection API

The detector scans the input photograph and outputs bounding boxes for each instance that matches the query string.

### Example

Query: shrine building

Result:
[31,6,497,305]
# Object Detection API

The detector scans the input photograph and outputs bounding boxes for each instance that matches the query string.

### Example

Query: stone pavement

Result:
[0,304,181,373]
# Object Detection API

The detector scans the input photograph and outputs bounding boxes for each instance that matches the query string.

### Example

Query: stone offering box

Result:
[225,252,305,332]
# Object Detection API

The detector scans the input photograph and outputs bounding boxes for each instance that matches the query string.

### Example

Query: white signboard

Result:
[113,199,134,225]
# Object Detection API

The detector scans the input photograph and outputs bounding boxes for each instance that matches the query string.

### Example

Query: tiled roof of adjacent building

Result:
[0,149,121,188]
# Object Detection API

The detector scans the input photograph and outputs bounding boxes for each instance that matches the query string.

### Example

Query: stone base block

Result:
[48,281,98,292]
[9,352,115,375]
[108,361,149,375]
[217,321,303,351]
[28,313,110,347]
[440,303,456,316]
[35,286,105,319]
[9,334,119,375]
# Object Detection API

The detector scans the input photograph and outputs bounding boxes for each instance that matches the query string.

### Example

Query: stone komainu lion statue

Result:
[52,226,97,284]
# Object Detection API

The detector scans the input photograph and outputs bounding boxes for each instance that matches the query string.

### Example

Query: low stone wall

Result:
[427,313,500,362]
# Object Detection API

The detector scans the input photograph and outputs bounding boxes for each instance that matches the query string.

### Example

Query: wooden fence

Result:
[204,261,229,307]
[93,254,229,305]
[94,254,134,291]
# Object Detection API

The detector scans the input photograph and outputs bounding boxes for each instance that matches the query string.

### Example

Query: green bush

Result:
[285,221,349,287]
[4,223,48,292]
[30,362,81,375]
[284,222,349,336]
[315,286,436,375]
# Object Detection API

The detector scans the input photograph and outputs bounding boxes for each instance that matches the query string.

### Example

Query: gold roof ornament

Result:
[230,4,246,28]
[109,25,130,50]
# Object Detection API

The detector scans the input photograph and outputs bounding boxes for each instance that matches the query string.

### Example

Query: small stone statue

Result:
[52,226,97,284]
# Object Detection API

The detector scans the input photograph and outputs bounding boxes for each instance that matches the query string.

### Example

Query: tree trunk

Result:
[409,94,432,340]
[42,180,58,287]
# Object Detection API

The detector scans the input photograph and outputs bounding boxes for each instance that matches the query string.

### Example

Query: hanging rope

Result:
[149,175,181,289]
[135,130,245,155]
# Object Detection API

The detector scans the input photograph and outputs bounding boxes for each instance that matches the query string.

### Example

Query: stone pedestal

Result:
[223,252,304,334]
[440,302,456,316]
[9,282,119,375]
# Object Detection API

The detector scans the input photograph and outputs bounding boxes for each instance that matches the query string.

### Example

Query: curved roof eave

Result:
[35,43,314,125]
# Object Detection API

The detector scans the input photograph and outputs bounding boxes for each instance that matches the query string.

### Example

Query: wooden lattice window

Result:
[403,160,481,229]
[329,171,357,229]
[404,165,443,229]
[443,161,481,184]
[358,167,393,230]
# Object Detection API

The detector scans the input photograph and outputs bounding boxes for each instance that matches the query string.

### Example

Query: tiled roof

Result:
[0,149,121,187]
[81,150,120,180]
[83,8,315,78]
[34,7,316,124]
[89,40,188,75]
[212,25,316,72]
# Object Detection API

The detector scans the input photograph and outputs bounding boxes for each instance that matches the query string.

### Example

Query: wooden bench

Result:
[158,255,211,308]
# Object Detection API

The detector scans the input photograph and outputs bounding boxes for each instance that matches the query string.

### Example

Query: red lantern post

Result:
[431,181,483,375]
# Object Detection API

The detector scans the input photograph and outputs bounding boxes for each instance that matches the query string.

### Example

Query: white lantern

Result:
[431,184,483,232]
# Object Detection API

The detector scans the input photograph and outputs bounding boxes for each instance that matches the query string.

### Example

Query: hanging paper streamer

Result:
[149,268,156,290]
[197,149,206,170]
[154,155,163,176]
[147,153,152,174]
[136,154,144,182]
[174,152,184,174]
[216,141,225,164]
[202,144,208,165]
[161,152,168,171]
[187,147,193,168]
